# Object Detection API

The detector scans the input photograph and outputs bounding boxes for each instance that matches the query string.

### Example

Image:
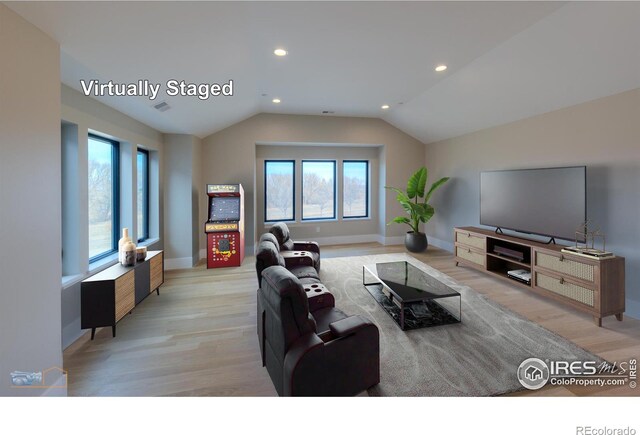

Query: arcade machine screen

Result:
[209,197,240,222]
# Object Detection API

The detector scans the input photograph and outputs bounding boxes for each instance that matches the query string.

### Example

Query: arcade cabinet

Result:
[204,184,245,268]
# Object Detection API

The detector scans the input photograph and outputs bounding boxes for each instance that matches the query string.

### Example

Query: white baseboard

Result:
[62,317,84,350]
[381,235,404,245]
[428,236,454,253]
[314,233,381,246]
[625,298,640,320]
[165,256,195,270]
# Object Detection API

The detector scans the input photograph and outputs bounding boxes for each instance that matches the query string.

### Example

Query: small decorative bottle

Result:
[122,240,136,267]
[118,228,132,263]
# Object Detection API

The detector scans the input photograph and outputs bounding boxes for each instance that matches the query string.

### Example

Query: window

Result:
[302,160,336,220]
[88,134,119,261]
[265,160,295,222]
[343,160,369,218]
[137,149,149,242]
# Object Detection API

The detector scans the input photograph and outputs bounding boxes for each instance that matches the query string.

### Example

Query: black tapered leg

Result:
[91,328,96,340]
[112,325,116,337]
[156,288,160,295]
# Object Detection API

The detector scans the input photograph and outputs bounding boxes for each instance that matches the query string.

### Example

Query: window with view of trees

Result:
[88,134,119,261]
[343,160,369,218]
[302,160,336,220]
[137,149,149,242]
[265,160,295,222]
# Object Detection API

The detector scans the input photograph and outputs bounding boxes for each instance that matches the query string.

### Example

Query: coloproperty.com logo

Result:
[517,357,637,390]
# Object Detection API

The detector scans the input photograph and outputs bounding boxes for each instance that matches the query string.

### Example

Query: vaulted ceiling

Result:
[7,1,640,143]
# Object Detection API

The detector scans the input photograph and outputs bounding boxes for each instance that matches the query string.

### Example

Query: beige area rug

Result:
[319,253,604,396]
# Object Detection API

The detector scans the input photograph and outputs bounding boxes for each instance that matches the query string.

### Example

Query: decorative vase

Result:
[405,231,428,253]
[136,246,147,262]
[122,240,136,266]
[118,228,132,263]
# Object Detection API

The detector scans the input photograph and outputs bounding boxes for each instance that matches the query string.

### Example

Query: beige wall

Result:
[424,88,640,316]
[0,4,63,395]
[201,113,426,252]
[256,145,381,241]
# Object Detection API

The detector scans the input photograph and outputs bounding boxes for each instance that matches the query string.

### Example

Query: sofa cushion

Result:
[259,233,279,250]
[256,241,285,268]
[288,265,320,282]
[269,223,291,247]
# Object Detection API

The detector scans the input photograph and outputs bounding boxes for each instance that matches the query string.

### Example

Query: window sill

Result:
[138,237,160,248]
[61,274,84,289]
[88,252,119,273]
[342,216,371,221]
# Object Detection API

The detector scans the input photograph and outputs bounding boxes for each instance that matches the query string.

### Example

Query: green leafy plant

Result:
[385,167,450,234]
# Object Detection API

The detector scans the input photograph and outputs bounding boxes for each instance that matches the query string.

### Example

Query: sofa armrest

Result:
[329,315,374,338]
[293,241,320,254]
[283,332,325,396]
[282,251,315,268]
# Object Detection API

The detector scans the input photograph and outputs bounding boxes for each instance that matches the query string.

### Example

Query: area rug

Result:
[319,253,605,396]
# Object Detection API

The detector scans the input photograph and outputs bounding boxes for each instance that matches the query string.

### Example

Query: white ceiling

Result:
[7,1,640,143]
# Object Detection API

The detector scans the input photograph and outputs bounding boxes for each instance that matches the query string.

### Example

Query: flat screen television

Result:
[209,197,241,221]
[480,166,586,242]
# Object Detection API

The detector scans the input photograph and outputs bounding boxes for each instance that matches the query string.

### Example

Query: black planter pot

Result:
[405,232,428,252]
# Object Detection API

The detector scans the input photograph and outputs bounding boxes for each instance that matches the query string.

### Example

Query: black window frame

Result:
[137,148,150,243]
[264,159,296,223]
[301,159,337,221]
[342,160,370,219]
[88,133,120,263]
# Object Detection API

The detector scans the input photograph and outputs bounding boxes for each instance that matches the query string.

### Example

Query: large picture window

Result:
[343,160,369,218]
[88,134,119,261]
[265,160,295,222]
[302,160,336,220]
[137,149,149,242]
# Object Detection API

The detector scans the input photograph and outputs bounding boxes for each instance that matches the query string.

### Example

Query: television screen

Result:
[480,166,586,242]
[209,197,240,221]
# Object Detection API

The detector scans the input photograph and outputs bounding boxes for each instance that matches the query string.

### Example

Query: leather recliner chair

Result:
[268,222,321,271]
[257,266,380,396]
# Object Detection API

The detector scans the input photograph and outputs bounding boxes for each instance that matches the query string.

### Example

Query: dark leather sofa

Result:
[257,265,380,396]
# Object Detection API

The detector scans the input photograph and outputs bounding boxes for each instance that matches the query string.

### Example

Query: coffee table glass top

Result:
[367,261,460,302]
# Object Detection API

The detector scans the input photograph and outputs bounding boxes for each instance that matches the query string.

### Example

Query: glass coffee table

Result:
[363,261,461,331]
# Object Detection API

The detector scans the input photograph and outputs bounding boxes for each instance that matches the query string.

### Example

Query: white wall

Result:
[163,134,202,268]
[60,85,164,349]
[424,88,640,318]
[0,4,63,395]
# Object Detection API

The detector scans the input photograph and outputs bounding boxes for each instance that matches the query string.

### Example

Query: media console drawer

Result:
[455,245,485,267]
[534,251,595,283]
[455,230,486,251]
[535,271,595,308]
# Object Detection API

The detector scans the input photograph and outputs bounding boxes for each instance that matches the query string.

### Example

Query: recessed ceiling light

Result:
[272,98,281,104]
[274,48,287,57]
[435,65,448,72]
[381,104,390,110]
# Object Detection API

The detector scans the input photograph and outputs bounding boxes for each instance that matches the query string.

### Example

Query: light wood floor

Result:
[63,243,640,396]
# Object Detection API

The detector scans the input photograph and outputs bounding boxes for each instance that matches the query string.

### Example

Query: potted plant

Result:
[385,167,449,252]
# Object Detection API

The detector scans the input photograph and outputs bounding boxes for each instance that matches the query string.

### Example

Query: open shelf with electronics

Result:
[454,226,625,327]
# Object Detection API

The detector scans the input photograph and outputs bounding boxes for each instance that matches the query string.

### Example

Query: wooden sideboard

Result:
[81,250,164,339]
[454,227,625,327]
